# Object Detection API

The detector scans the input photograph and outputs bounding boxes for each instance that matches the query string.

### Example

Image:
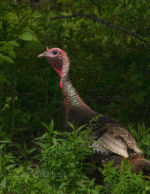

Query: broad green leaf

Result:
[19,32,37,41]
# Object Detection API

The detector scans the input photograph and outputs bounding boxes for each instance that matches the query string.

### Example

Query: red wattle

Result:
[59,81,63,88]
[53,66,62,77]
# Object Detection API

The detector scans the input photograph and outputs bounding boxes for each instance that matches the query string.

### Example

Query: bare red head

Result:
[38,47,70,78]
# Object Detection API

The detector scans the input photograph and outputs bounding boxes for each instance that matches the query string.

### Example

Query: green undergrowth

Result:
[0,121,150,194]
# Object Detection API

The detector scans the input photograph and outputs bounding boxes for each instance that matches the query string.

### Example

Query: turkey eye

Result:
[52,50,57,55]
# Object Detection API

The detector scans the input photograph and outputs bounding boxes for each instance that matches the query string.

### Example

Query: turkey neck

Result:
[60,74,97,121]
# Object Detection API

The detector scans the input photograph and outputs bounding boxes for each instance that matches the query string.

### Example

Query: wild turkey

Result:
[38,47,150,177]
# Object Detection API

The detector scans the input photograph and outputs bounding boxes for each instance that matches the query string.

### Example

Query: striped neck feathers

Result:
[60,75,93,111]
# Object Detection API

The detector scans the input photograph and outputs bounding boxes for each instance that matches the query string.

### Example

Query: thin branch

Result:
[50,13,146,42]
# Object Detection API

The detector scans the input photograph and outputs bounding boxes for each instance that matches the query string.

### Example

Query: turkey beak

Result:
[38,51,48,58]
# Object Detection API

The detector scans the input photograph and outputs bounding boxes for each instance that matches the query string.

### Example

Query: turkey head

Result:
[38,47,70,85]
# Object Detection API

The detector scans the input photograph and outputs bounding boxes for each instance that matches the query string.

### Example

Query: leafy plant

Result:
[99,160,150,194]
[129,124,150,159]
[35,120,95,193]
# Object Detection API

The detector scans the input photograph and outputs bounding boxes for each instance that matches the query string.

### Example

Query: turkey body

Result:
[61,74,142,159]
[38,47,150,181]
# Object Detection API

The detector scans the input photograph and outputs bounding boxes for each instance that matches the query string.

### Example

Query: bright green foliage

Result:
[129,123,150,159]
[35,121,95,193]
[0,121,101,193]
[0,121,149,193]
[99,160,150,194]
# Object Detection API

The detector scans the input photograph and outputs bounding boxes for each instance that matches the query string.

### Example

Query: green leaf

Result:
[19,32,37,41]
[0,53,14,64]
[49,120,54,131]
[0,140,11,143]
[27,148,36,154]
[9,40,19,47]
[1,178,6,189]
[67,121,75,130]
[5,164,15,170]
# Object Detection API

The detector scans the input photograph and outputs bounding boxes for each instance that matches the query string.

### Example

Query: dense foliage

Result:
[0,0,150,193]
[0,121,150,193]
